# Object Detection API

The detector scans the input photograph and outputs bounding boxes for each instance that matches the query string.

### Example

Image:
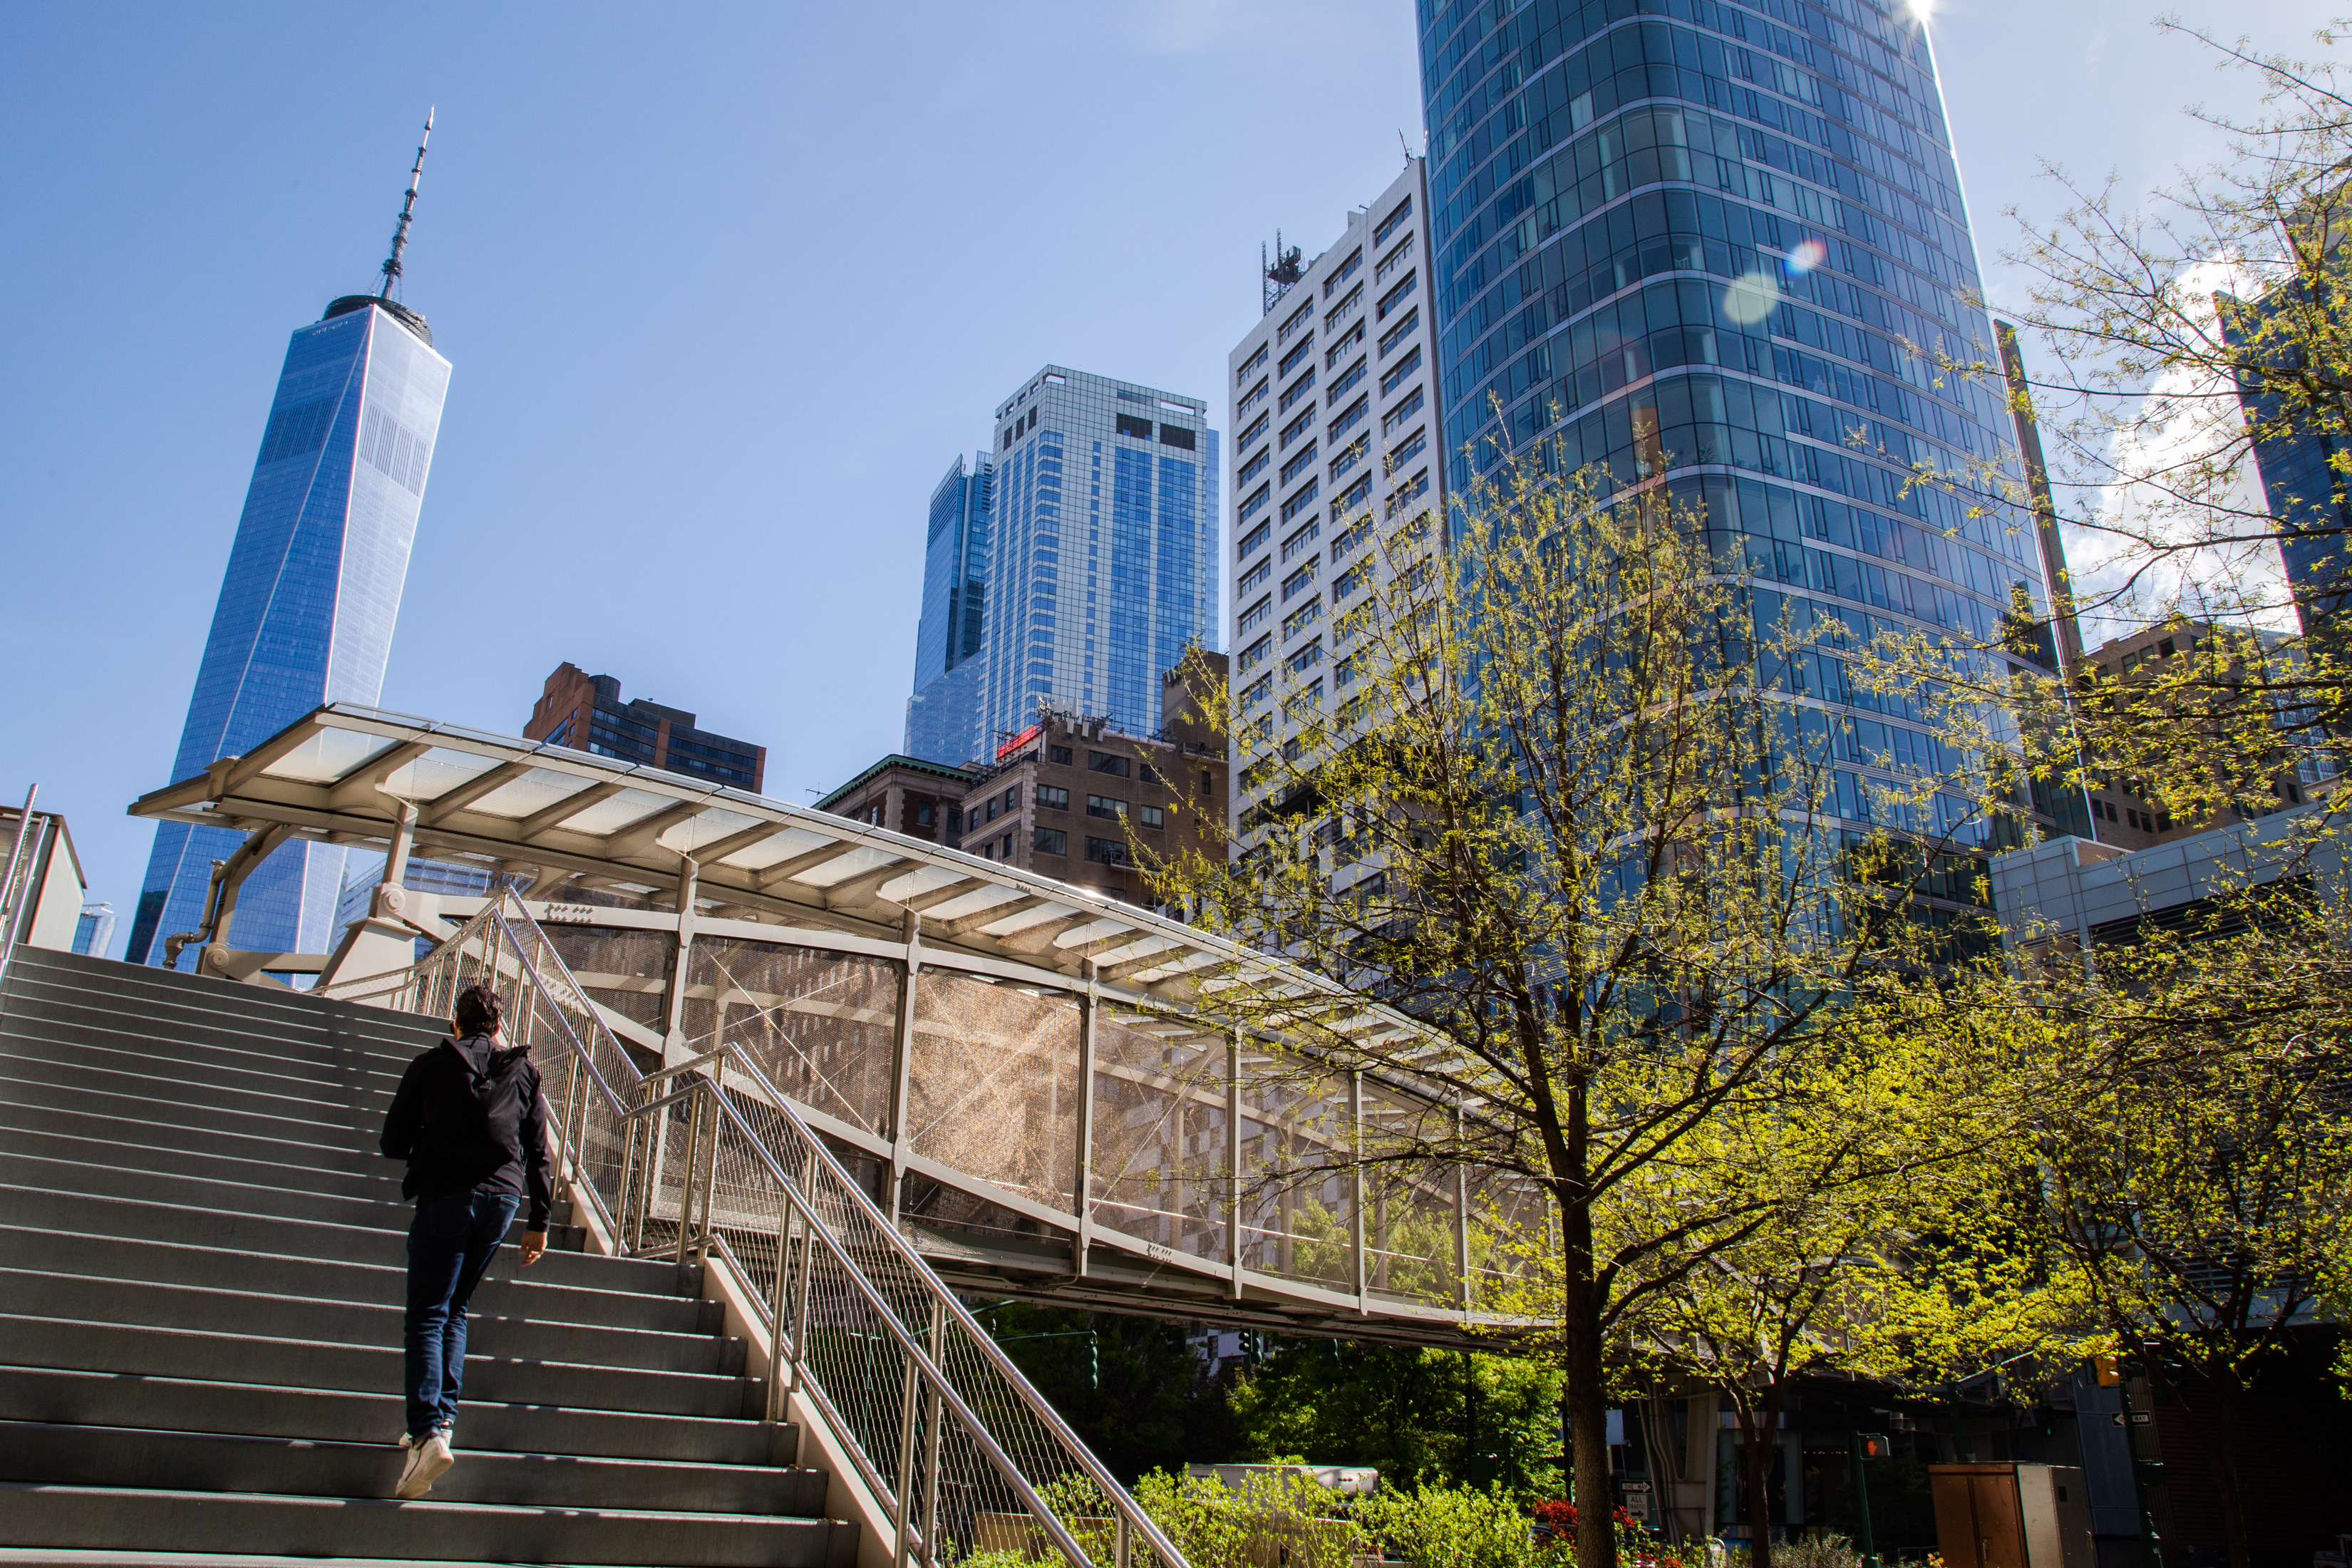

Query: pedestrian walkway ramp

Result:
[0,908,1177,1568]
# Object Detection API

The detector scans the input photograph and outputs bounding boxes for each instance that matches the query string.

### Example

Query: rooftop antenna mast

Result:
[378,108,433,299]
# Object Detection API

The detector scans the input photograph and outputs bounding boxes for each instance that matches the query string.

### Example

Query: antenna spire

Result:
[378,108,433,300]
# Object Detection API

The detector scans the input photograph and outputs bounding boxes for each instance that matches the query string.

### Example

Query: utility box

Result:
[1931,1463,2096,1568]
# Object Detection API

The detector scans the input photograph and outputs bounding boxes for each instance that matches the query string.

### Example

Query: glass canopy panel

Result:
[661,808,765,858]
[381,748,502,803]
[262,730,402,783]
[1361,1080,1461,1307]
[559,788,678,837]
[789,845,902,889]
[908,969,1080,1214]
[931,888,1042,925]
[725,827,832,871]
[1236,1057,1356,1292]
[465,769,615,821]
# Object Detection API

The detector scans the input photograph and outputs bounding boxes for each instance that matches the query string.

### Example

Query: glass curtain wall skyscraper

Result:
[932,366,1219,752]
[904,453,995,765]
[124,294,451,967]
[1418,0,2058,850]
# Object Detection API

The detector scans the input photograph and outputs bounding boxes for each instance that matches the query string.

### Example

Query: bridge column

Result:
[661,857,698,1053]
[886,907,921,1224]
[1226,1031,1243,1296]
[1350,1071,1368,1314]
[1453,1103,1472,1309]
[1072,961,1099,1276]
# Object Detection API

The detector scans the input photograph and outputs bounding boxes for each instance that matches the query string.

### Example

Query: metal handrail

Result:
[326,891,1185,1568]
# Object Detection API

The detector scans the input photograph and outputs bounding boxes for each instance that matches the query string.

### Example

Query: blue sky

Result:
[0,1,2333,949]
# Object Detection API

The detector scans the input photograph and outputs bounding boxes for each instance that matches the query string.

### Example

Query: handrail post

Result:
[919,1298,945,1568]
[675,1085,705,1266]
[892,1335,924,1568]
[765,1189,796,1423]
[696,1079,723,1258]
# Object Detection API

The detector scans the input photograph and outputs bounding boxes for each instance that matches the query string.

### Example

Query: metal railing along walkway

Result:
[324,890,1184,1568]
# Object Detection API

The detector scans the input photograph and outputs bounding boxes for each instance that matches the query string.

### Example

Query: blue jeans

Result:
[403,1187,520,1440]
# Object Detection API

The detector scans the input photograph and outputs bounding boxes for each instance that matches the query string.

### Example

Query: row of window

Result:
[1376,233,1415,284]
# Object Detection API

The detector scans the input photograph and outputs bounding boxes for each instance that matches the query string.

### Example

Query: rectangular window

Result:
[1004,785,1021,810]
[1236,519,1272,560]
[1034,827,1068,855]
[1239,482,1272,521]
[1279,443,1318,487]
[1087,794,1129,818]
[1386,469,1429,517]
[1376,235,1414,284]
[1379,345,1421,397]
[1281,517,1321,563]
[1088,751,1131,776]
[1325,356,1367,408]
[1241,557,1274,599]
[1334,561,1367,600]
[1236,342,1267,383]
[1139,804,1165,830]
[1376,272,1417,320]
[1278,299,1313,344]
[1323,282,1363,330]
[1373,193,1412,248]
[985,798,1000,822]
[1115,413,1153,440]
[1237,592,1273,634]
[1386,427,1426,473]
[1238,634,1274,674]
[1278,335,1314,378]
[1281,479,1319,523]
[1378,307,1418,357]
[1332,516,1371,560]
[1324,318,1366,369]
[1283,597,1324,639]
[1237,447,1270,488]
[1085,836,1132,867]
[1285,638,1324,674]
[1279,371,1317,414]
[1237,412,1269,452]
[1323,248,1363,294]
[1241,674,1274,710]
[1158,423,1196,450]
[1140,763,1159,786]
[1050,745,1073,764]
[1237,378,1269,416]
[1383,386,1425,436]
[1282,559,1319,600]
[1336,653,1357,688]
[1334,472,1373,517]
[1279,408,1315,448]
[1039,785,1070,810]
[1329,396,1369,439]
[1329,433,1369,483]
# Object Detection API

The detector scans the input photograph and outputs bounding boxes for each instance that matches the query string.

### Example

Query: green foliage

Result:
[1227,1340,1561,1494]
[977,1303,1230,1484]
[1128,1468,1361,1568]
[1356,1483,1544,1568]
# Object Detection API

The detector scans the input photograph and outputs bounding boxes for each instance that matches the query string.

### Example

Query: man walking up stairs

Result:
[0,944,859,1566]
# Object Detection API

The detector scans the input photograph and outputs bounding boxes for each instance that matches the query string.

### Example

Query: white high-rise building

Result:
[1225,160,1443,851]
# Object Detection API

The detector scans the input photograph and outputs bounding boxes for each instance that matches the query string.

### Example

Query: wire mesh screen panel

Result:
[1358,1079,1463,1306]
[1465,1165,1549,1307]
[684,937,899,1135]
[1237,1053,1356,1291]
[1090,1007,1229,1264]
[908,970,1080,1216]
[538,923,674,1033]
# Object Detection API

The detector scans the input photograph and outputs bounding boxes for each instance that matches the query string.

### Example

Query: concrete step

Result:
[0,1317,760,1420]
[0,1366,795,1468]
[0,1483,857,1568]
[0,1151,580,1240]
[0,1271,743,1378]
[0,1038,396,1132]
[0,1422,829,1518]
[6,949,443,1040]
[1,961,442,1068]
[0,1228,721,1336]
[0,993,417,1085]
[0,1095,404,1185]
[0,1188,616,1286]
[0,1124,408,1205]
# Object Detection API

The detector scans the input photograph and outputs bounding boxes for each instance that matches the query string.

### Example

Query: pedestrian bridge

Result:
[131,703,1537,1345]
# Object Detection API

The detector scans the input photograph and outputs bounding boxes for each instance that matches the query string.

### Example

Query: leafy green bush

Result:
[1356,1483,1542,1568]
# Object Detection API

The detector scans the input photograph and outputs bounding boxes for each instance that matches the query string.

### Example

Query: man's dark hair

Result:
[453,982,504,1039]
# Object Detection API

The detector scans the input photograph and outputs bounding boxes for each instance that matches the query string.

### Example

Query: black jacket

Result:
[381,1033,553,1229]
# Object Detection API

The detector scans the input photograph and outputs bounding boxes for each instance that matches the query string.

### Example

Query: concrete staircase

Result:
[0,944,860,1567]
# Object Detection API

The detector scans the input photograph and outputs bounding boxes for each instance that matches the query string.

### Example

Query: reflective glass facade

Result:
[1419,0,2053,842]
[904,453,995,765]
[125,300,450,968]
[2228,285,2352,639]
[975,366,1220,748]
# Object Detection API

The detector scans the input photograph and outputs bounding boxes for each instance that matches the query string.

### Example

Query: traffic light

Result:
[1856,1433,1891,1461]
[2094,1355,2121,1387]
[1084,1334,1100,1392]
[2036,1406,2060,1439]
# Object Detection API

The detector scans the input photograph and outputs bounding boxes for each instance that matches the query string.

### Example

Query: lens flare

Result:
[1788,237,1828,274]
[1722,270,1780,325]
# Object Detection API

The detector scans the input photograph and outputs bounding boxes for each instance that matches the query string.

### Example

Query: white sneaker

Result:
[394,1430,455,1499]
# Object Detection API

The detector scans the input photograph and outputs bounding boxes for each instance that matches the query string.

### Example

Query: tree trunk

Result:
[1561,1253,1616,1568]
[1743,1383,1784,1568]
[2188,1371,2253,1568]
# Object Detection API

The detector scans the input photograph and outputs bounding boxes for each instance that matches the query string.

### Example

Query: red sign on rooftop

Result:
[995,722,1043,762]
